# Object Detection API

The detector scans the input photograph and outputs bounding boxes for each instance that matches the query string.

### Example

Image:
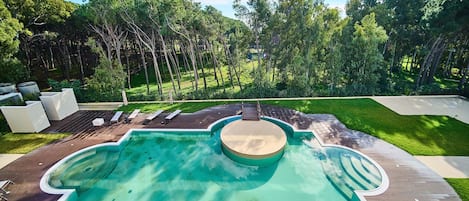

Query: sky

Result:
[67,0,347,19]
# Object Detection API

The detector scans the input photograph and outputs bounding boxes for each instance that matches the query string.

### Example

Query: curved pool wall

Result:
[221,143,285,166]
[40,115,389,201]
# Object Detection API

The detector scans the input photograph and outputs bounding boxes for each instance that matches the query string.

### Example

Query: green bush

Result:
[0,58,29,83]
[48,79,86,102]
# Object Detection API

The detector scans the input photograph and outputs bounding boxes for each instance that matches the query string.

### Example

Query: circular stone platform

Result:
[220,120,287,164]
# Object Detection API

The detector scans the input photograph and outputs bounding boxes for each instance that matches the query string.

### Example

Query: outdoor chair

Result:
[124,109,140,124]
[0,193,7,201]
[162,110,182,124]
[0,180,14,200]
[110,111,123,124]
[143,110,164,125]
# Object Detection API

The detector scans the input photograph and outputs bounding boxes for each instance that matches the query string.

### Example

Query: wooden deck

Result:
[0,103,461,201]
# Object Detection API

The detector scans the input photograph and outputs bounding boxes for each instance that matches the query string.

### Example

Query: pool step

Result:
[321,148,382,200]
[340,154,379,189]
[350,157,381,186]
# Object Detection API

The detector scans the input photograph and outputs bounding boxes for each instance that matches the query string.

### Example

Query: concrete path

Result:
[372,95,469,124]
[0,154,24,169]
[415,156,469,178]
[78,102,122,111]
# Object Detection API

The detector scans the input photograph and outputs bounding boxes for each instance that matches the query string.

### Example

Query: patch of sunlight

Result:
[405,76,414,82]
[424,119,442,129]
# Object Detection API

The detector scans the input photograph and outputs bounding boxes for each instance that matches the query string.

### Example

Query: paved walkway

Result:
[77,102,122,111]
[372,95,469,124]
[415,156,469,178]
[0,154,23,169]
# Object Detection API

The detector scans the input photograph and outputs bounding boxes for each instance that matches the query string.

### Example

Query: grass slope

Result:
[446,179,469,201]
[0,133,70,154]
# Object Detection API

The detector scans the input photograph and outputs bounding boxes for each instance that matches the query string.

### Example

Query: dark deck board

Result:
[242,104,260,120]
[0,103,460,201]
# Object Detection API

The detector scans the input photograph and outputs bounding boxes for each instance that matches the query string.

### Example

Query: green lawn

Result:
[0,133,70,154]
[446,179,469,201]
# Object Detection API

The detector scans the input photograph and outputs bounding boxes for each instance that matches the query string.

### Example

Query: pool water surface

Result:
[44,117,387,201]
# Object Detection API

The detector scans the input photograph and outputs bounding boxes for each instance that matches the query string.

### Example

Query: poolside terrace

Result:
[0,103,460,201]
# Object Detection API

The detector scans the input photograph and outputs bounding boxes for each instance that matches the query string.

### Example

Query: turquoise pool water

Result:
[46,117,384,201]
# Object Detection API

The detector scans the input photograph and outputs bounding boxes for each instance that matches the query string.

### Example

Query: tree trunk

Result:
[427,42,447,84]
[221,39,235,89]
[135,37,150,95]
[410,49,417,72]
[150,51,163,98]
[416,36,442,88]
[168,40,181,90]
[77,42,85,83]
[125,45,131,89]
[459,61,469,93]
[158,33,178,95]
[180,45,195,90]
[195,43,208,91]
[210,41,225,93]
[49,46,55,70]
[444,49,454,77]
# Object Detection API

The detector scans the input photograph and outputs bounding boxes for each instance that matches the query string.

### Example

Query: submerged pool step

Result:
[321,149,383,200]
[340,155,379,189]
[350,157,381,186]
[323,153,362,199]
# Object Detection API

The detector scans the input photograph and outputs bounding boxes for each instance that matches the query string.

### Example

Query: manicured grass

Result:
[446,179,469,201]
[118,98,469,156]
[263,99,469,156]
[0,133,70,154]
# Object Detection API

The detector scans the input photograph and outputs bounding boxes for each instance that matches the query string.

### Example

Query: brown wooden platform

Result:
[242,103,260,120]
[0,103,461,201]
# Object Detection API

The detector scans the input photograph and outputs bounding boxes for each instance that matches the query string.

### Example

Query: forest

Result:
[0,0,468,101]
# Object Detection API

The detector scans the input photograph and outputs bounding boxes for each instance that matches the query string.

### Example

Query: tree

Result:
[234,0,271,73]
[0,0,22,58]
[85,38,125,101]
[0,0,28,83]
[345,13,388,94]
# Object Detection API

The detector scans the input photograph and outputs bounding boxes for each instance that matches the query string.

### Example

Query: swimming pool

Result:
[41,116,388,201]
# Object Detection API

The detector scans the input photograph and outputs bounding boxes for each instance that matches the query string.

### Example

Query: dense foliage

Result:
[0,0,468,101]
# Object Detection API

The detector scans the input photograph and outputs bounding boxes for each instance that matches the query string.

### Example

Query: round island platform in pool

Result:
[220,119,287,166]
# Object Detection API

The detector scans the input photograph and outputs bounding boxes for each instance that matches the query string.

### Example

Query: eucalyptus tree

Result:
[234,0,271,73]
[121,0,164,97]
[421,0,469,92]
[86,0,127,69]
